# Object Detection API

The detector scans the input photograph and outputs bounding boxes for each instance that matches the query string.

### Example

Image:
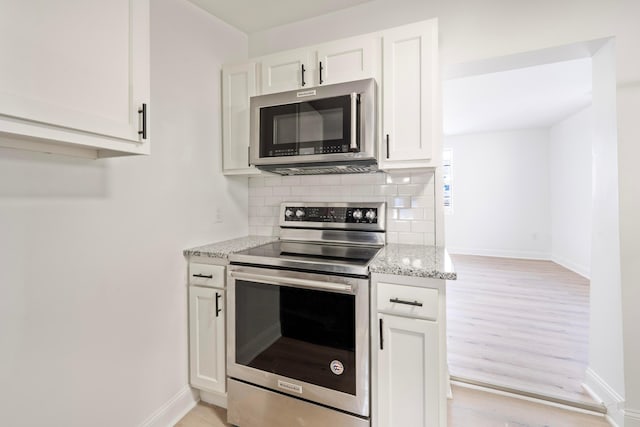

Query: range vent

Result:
[258,160,378,176]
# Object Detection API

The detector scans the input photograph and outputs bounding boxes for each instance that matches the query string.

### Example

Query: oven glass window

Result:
[235,280,356,395]
[259,95,353,158]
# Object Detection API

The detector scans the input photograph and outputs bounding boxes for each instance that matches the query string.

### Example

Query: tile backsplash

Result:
[248,171,436,245]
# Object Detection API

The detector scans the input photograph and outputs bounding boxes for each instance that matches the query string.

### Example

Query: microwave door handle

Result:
[230,271,353,294]
[350,92,358,152]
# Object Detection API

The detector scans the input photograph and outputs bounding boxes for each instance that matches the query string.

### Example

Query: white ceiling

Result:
[443,57,593,136]
[188,0,372,33]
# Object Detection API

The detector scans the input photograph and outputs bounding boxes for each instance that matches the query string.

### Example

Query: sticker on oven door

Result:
[330,360,344,375]
[278,379,303,394]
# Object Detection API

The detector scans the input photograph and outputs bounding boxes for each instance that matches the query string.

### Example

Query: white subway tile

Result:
[398,232,424,245]
[351,185,374,196]
[386,174,411,184]
[399,208,424,220]
[264,196,286,206]
[257,206,279,217]
[411,172,434,184]
[411,196,435,208]
[386,232,399,244]
[249,177,265,188]
[281,175,302,186]
[411,220,434,233]
[388,208,398,220]
[388,220,411,232]
[398,184,426,196]
[318,175,341,185]
[249,196,265,207]
[272,186,291,196]
[251,186,273,197]
[424,232,436,245]
[264,176,282,186]
[374,185,397,196]
[387,196,411,208]
[341,173,381,185]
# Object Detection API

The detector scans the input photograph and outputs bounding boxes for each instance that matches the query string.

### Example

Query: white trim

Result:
[451,380,607,417]
[584,368,625,427]
[625,408,640,427]
[137,385,199,427]
[551,253,591,279]
[446,247,551,260]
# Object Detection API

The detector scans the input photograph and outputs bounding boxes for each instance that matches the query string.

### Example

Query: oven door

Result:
[227,264,370,417]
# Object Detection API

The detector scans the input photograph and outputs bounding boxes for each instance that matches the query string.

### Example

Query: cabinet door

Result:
[0,0,150,157]
[377,314,440,427]
[222,62,261,175]
[260,50,313,94]
[316,36,376,86]
[189,286,226,394]
[381,19,438,169]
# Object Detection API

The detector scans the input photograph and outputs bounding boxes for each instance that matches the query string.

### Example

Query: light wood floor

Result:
[175,384,610,427]
[447,254,597,407]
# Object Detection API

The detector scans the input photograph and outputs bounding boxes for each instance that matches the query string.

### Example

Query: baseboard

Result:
[551,254,590,279]
[584,368,625,427]
[138,385,199,427]
[625,408,640,427]
[447,247,551,260]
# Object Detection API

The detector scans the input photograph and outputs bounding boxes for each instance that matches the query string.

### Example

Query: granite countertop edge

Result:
[184,237,456,280]
[183,235,278,259]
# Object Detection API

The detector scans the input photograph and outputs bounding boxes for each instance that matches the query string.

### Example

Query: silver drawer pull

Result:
[193,273,213,279]
[390,298,423,307]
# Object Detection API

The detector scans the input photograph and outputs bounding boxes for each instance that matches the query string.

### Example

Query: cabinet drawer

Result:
[189,263,225,288]
[377,282,439,320]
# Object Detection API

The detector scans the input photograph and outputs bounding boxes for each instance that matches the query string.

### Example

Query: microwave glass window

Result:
[259,95,352,158]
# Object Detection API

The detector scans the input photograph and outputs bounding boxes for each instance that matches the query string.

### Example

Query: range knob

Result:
[352,209,363,220]
[295,209,306,218]
[284,209,294,218]
[365,209,377,221]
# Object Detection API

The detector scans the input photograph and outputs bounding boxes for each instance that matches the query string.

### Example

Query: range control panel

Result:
[283,206,378,224]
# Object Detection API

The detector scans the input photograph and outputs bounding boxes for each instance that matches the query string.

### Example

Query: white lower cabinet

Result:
[377,314,440,427]
[372,273,447,427]
[188,261,227,405]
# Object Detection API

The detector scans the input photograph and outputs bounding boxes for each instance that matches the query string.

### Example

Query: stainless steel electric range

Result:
[226,202,386,427]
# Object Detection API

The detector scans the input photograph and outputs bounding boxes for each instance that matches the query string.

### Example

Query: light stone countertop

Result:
[369,244,457,280]
[183,235,278,259]
[184,236,456,280]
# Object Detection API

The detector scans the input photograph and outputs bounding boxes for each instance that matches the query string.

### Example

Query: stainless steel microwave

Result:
[249,78,377,175]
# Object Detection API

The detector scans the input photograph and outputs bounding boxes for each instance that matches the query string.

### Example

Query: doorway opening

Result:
[442,38,618,413]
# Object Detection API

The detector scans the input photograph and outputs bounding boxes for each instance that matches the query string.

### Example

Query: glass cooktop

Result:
[229,241,381,276]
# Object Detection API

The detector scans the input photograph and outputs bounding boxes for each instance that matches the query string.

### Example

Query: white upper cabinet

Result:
[258,35,377,95]
[260,50,314,94]
[380,19,439,170]
[222,62,261,175]
[316,36,377,86]
[0,0,150,158]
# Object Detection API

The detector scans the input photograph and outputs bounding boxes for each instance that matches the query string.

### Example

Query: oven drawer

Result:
[189,263,225,288]
[377,282,439,320]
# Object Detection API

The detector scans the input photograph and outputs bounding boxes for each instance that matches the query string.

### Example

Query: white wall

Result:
[0,0,248,426]
[248,171,436,245]
[248,1,640,424]
[443,129,551,259]
[549,106,593,278]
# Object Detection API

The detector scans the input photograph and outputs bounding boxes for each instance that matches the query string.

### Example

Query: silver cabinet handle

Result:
[230,271,353,293]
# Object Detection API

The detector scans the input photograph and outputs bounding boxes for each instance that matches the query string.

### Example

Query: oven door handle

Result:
[230,271,354,293]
